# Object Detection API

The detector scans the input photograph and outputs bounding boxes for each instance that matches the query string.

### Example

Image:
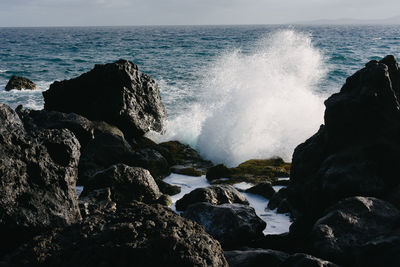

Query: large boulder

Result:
[183,202,266,248]
[0,104,81,255]
[81,164,162,204]
[5,76,37,91]
[2,202,228,266]
[43,59,166,137]
[288,55,400,225]
[311,196,400,266]
[175,184,249,211]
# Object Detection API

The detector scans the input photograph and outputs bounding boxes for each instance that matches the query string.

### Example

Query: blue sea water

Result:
[1,25,399,165]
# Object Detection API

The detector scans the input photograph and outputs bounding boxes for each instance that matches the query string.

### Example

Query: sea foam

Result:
[149,29,327,166]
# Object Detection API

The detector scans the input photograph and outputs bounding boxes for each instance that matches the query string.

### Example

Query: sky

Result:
[0,0,399,27]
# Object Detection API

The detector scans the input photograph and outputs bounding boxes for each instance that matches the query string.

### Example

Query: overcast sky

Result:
[0,0,399,27]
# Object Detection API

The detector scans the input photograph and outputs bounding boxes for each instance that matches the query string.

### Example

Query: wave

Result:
[149,29,328,166]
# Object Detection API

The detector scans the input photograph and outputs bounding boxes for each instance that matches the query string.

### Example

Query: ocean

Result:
[1,25,399,166]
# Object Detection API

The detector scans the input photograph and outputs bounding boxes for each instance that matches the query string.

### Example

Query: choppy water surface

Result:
[1,25,399,165]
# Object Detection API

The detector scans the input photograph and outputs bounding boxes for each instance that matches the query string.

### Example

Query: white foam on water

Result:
[0,81,50,110]
[150,29,327,167]
[164,173,292,235]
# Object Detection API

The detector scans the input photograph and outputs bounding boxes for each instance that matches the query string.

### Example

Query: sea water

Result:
[1,25,399,165]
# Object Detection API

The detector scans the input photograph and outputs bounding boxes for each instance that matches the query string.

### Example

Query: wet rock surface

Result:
[183,202,266,248]
[5,75,37,91]
[207,158,290,184]
[176,184,249,211]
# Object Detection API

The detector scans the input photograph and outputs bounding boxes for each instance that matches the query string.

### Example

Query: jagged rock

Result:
[158,141,213,173]
[288,55,400,225]
[175,184,249,211]
[78,187,116,218]
[78,132,136,185]
[81,164,162,204]
[183,202,266,248]
[16,106,95,148]
[246,182,275,199]
[0,104,81,256]
[5,75,37,91]
[155,178,181,196]
[2,203,228,266]
[43,59,166,137]
[132,148,170,179]
[311,196,400,266]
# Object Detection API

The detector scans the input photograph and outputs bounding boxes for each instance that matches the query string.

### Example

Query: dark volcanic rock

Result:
[183,202,266,248]
[224,249,338,267]
[78,187,116,218]
[16,106,95,148]
[311,196,400,266]
[158,141,213,173]
[288,55,400,225]
[132,148,170,179]
[246,182,276,199]
[81,164,162,204]
[2,203,228,267]
[175,184,249,211]
[281,253,339,267]
[78,132,136,185]
[155,177,181,196]
[43,59,166,137]
[224,249,289,267]
[0,104,81,255]
[5,75,37,91]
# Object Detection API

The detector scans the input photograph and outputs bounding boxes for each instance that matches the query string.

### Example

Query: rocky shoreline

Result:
[1,56,400,266]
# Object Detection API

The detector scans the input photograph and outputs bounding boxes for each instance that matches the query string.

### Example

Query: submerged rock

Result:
[5,75,37,91]
[311,196,400,266]
[183,202,266,248]
[81,164,162,204]
[175,184,249,211]
[0,104,81,255]
[43,59,166,137]
[2,202,228,266]
[288,55,400,225]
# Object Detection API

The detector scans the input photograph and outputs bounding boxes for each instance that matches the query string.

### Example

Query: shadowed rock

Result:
[176,184,249,211]
[0,104,81,256]
[183,202,266,248]
[43,59,166,137]
[2,203,228,267]
[81,164,162,204]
